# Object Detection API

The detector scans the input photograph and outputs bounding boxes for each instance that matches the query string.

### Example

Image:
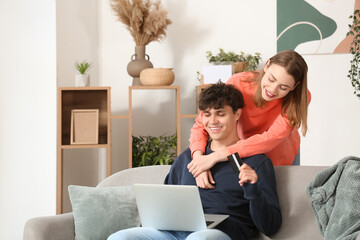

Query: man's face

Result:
[202,105,241,142]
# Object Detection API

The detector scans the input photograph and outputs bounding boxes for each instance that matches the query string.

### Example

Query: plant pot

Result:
[127,46,153,86]
[75,74,90,87]
[140,68,175,86]
[232,62,249,74]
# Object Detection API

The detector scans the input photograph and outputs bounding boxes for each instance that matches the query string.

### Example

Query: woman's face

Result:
[261,62,297,101]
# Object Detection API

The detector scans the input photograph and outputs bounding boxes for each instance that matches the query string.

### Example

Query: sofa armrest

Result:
[23,212,75,240]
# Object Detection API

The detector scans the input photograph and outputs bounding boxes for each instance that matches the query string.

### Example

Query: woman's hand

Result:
[188,149,229,177]
[238,163,258,186]
[195,170,215,189]
[188,153,216,177]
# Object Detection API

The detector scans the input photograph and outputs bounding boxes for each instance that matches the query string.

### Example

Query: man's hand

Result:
[195,170,215,189]
[238,163,258,186]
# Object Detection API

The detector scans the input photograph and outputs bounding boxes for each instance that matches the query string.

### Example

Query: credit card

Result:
[227,152,243,173]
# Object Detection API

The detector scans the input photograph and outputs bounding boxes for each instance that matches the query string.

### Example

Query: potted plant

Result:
[347,9,360,99]
[132,134,177,167]
[74,60,92,87]
[206,48,261,73]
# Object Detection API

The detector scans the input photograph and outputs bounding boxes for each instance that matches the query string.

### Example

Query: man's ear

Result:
[235,109,242,121]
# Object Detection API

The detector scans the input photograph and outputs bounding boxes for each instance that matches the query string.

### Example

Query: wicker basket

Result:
[140,68,175,86]
[232,62,249,74]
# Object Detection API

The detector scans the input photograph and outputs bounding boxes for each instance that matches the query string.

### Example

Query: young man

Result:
[108,82,282,240]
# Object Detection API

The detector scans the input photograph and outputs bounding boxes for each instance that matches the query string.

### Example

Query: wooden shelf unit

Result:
[128,86,181,168]
[57,87,111,214]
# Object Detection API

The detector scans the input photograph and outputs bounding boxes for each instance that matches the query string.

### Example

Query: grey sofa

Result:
[23,165,360,240]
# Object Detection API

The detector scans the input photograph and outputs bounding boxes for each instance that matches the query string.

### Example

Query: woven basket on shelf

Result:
[232,62,249,74]
[140,68,175,86]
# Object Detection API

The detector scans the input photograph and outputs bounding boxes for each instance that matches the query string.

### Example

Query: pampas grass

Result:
[110,0,172,46]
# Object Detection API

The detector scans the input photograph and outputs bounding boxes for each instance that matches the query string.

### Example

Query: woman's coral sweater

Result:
[190,71,306,166]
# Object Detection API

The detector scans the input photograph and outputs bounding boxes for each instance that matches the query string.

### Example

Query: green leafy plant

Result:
[246,52,262,71]
[75,61,92,74]
[206,48,261,70]
[347,10,360,99]
[196,71,201,83]
[132,134,177,167]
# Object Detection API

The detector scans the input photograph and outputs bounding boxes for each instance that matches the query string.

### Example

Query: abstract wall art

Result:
[277,0,357,54]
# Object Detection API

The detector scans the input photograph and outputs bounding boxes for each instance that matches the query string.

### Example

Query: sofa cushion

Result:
[68,185,140,240]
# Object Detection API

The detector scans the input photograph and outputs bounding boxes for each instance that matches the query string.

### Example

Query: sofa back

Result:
[262,166,326,240]
[98,165,327,240]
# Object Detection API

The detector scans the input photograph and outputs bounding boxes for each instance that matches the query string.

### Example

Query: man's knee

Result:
[186,229,231,240]
[107,230,128,240]
[107,227,142,240]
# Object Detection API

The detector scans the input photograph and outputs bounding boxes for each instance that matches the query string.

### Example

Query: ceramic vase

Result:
[75,74,90,87]
[127,46,153,86]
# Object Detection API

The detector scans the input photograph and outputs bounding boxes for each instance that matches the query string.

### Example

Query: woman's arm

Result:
[227,113,294,158]
[188,148,229,177]
[188,114,293,176]
[228,90,311,158]
[189,112,209,157]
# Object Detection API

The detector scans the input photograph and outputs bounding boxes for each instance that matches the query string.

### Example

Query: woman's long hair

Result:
[253,50,309,136]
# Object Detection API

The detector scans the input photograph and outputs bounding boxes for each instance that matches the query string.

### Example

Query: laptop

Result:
[133,183,229,232]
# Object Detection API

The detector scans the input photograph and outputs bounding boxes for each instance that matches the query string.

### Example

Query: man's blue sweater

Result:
[164,143,282,240]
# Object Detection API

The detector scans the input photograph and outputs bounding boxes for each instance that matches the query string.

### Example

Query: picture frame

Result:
[70,109,99,144]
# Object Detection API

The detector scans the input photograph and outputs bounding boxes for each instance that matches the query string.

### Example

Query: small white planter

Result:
[75,74,90,87]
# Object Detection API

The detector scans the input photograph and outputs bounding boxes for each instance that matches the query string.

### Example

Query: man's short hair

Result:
[198,82,244,113]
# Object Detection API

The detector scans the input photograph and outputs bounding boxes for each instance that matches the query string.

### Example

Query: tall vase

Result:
[127,46,153,86]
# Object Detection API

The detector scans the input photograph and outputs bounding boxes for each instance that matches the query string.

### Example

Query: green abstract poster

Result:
[277,0,355,54]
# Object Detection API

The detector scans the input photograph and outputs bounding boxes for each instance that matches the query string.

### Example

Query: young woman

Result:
[188,50,310,186]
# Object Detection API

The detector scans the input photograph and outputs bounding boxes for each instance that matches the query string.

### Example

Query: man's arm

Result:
[240,161,282,237]
[164,148,197,186]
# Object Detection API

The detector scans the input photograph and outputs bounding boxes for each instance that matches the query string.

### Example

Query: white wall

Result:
[56,0,104,213]
[301,53,360,165]
[0,0,56,239]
